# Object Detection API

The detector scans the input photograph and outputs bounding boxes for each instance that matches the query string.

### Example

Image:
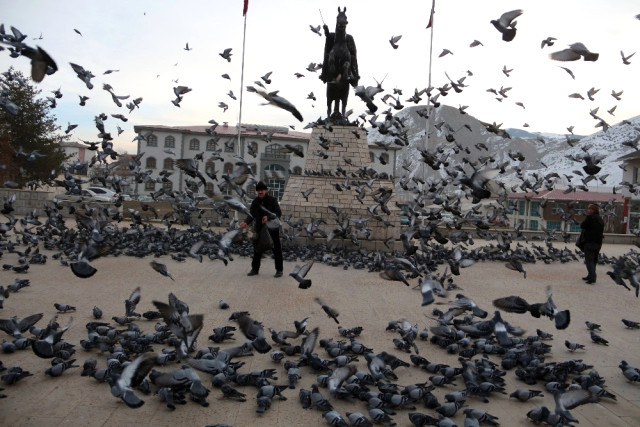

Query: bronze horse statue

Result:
[320,7,359,123]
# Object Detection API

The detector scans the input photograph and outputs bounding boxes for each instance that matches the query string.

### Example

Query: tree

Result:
[0,67,70,187]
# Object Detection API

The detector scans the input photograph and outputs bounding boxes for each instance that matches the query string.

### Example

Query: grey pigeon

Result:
[107,355,155,408]
[490,9,523,42]
[290,260,314,289]
[150,260,174,280]
[550,42,599,62]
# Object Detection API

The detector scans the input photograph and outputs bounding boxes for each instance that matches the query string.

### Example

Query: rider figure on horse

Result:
[319,7,359,121]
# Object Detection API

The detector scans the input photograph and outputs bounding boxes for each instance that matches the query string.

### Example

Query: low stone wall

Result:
[0,189,52,217]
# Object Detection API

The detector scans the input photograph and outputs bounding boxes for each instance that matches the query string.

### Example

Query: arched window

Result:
[223,162,233,175]
[146,157,156,169]
[205,182,215,197]
[265,143,286,159]
[220,162,234,195]
[369,151,375,163]
[164,135,175,148]
[147,134,157,147]
[206,139,217,151]
[264,163,287,200]
[379,152,389,165]
[205,159,217,178]
[189,138,200,151]
[163,158,174,170]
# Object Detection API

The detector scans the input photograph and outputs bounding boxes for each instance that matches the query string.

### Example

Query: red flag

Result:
[243,0,249,16]
[426,0,435,28]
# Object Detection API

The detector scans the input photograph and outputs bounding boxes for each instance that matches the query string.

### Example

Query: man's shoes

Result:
[582,277,590,281]
[247,270,259,276]
[274,271,283,278]
[586,279,596,284]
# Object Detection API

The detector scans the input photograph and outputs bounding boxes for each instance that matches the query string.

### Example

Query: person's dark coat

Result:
[580,212,604,245]
[244,193,281,231]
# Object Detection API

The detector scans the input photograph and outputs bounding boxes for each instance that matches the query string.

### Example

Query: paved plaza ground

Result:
[0,240,639,426]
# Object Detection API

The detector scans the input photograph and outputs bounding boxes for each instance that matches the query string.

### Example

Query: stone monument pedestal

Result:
[280,125,401,246]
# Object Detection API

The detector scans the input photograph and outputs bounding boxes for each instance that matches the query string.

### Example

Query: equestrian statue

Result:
[319,7,359,124]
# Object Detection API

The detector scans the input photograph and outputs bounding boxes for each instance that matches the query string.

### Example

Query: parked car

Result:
[56,187,120,203]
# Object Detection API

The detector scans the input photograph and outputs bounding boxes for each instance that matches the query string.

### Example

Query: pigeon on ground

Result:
[509,388,544,402]
[0,313,43,339]
[31,316,73,358]
[107,355,155,408]
[125,287,141,317]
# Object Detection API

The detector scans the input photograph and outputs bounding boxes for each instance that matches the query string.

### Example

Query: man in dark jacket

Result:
[240,181,283,277]
[580,203,604,284]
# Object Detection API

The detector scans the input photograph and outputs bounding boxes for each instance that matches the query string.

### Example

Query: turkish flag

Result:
[243,0,249,16]
[426,0,435,28]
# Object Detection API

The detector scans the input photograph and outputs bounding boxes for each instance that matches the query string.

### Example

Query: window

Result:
[144,181,155,191]
[551,203,565,216]
[205,182,215,197]
[218,162,234,196]
[528,219,539,230]
[147,134,157,147]
[189,138,200,151]
[146,157,156,169]
[634,167,640,184]
[164,136,175,148]
[546,220,561,230]
[223,162,233,175]
[369,151,375,163]
[530,201,540,217]
[206,139,217,151]
[224,140,235,153]
[265,143,286,159]
[163,158,174,170]
[569,223,581,232]
[163,181,173,191]
[518,201,525,215]
[264,163,286,200]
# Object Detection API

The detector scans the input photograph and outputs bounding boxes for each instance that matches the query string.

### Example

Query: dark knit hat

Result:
[255,181,268,191]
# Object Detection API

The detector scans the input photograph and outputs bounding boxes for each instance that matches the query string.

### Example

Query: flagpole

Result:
[423,0,435,185]
[237,6,248,157]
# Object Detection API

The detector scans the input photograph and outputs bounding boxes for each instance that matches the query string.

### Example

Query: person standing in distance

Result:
[580,203,604,284]
[240,181,283,277]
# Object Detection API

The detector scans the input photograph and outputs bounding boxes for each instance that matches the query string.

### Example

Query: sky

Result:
[1,0,639,155]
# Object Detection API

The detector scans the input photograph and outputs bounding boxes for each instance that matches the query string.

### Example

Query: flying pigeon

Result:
[550,42,599,62]
[490,9,523,42]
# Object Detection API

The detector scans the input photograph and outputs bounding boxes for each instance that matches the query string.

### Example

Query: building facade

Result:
[507,189,629,234]
[131,123,398,200]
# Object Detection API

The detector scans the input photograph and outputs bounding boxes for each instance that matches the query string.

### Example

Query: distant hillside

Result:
[366,104,640,199]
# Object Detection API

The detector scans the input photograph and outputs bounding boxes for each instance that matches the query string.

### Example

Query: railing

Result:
[261,152,290,161]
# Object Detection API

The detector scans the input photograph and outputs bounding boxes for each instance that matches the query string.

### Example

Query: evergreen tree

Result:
[0,67,70,187]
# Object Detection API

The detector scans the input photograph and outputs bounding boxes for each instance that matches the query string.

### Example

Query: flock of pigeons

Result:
[1,8,640,427]
[0,205,639,425]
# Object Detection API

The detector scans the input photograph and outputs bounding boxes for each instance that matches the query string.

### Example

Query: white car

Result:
[82,187,119,202]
